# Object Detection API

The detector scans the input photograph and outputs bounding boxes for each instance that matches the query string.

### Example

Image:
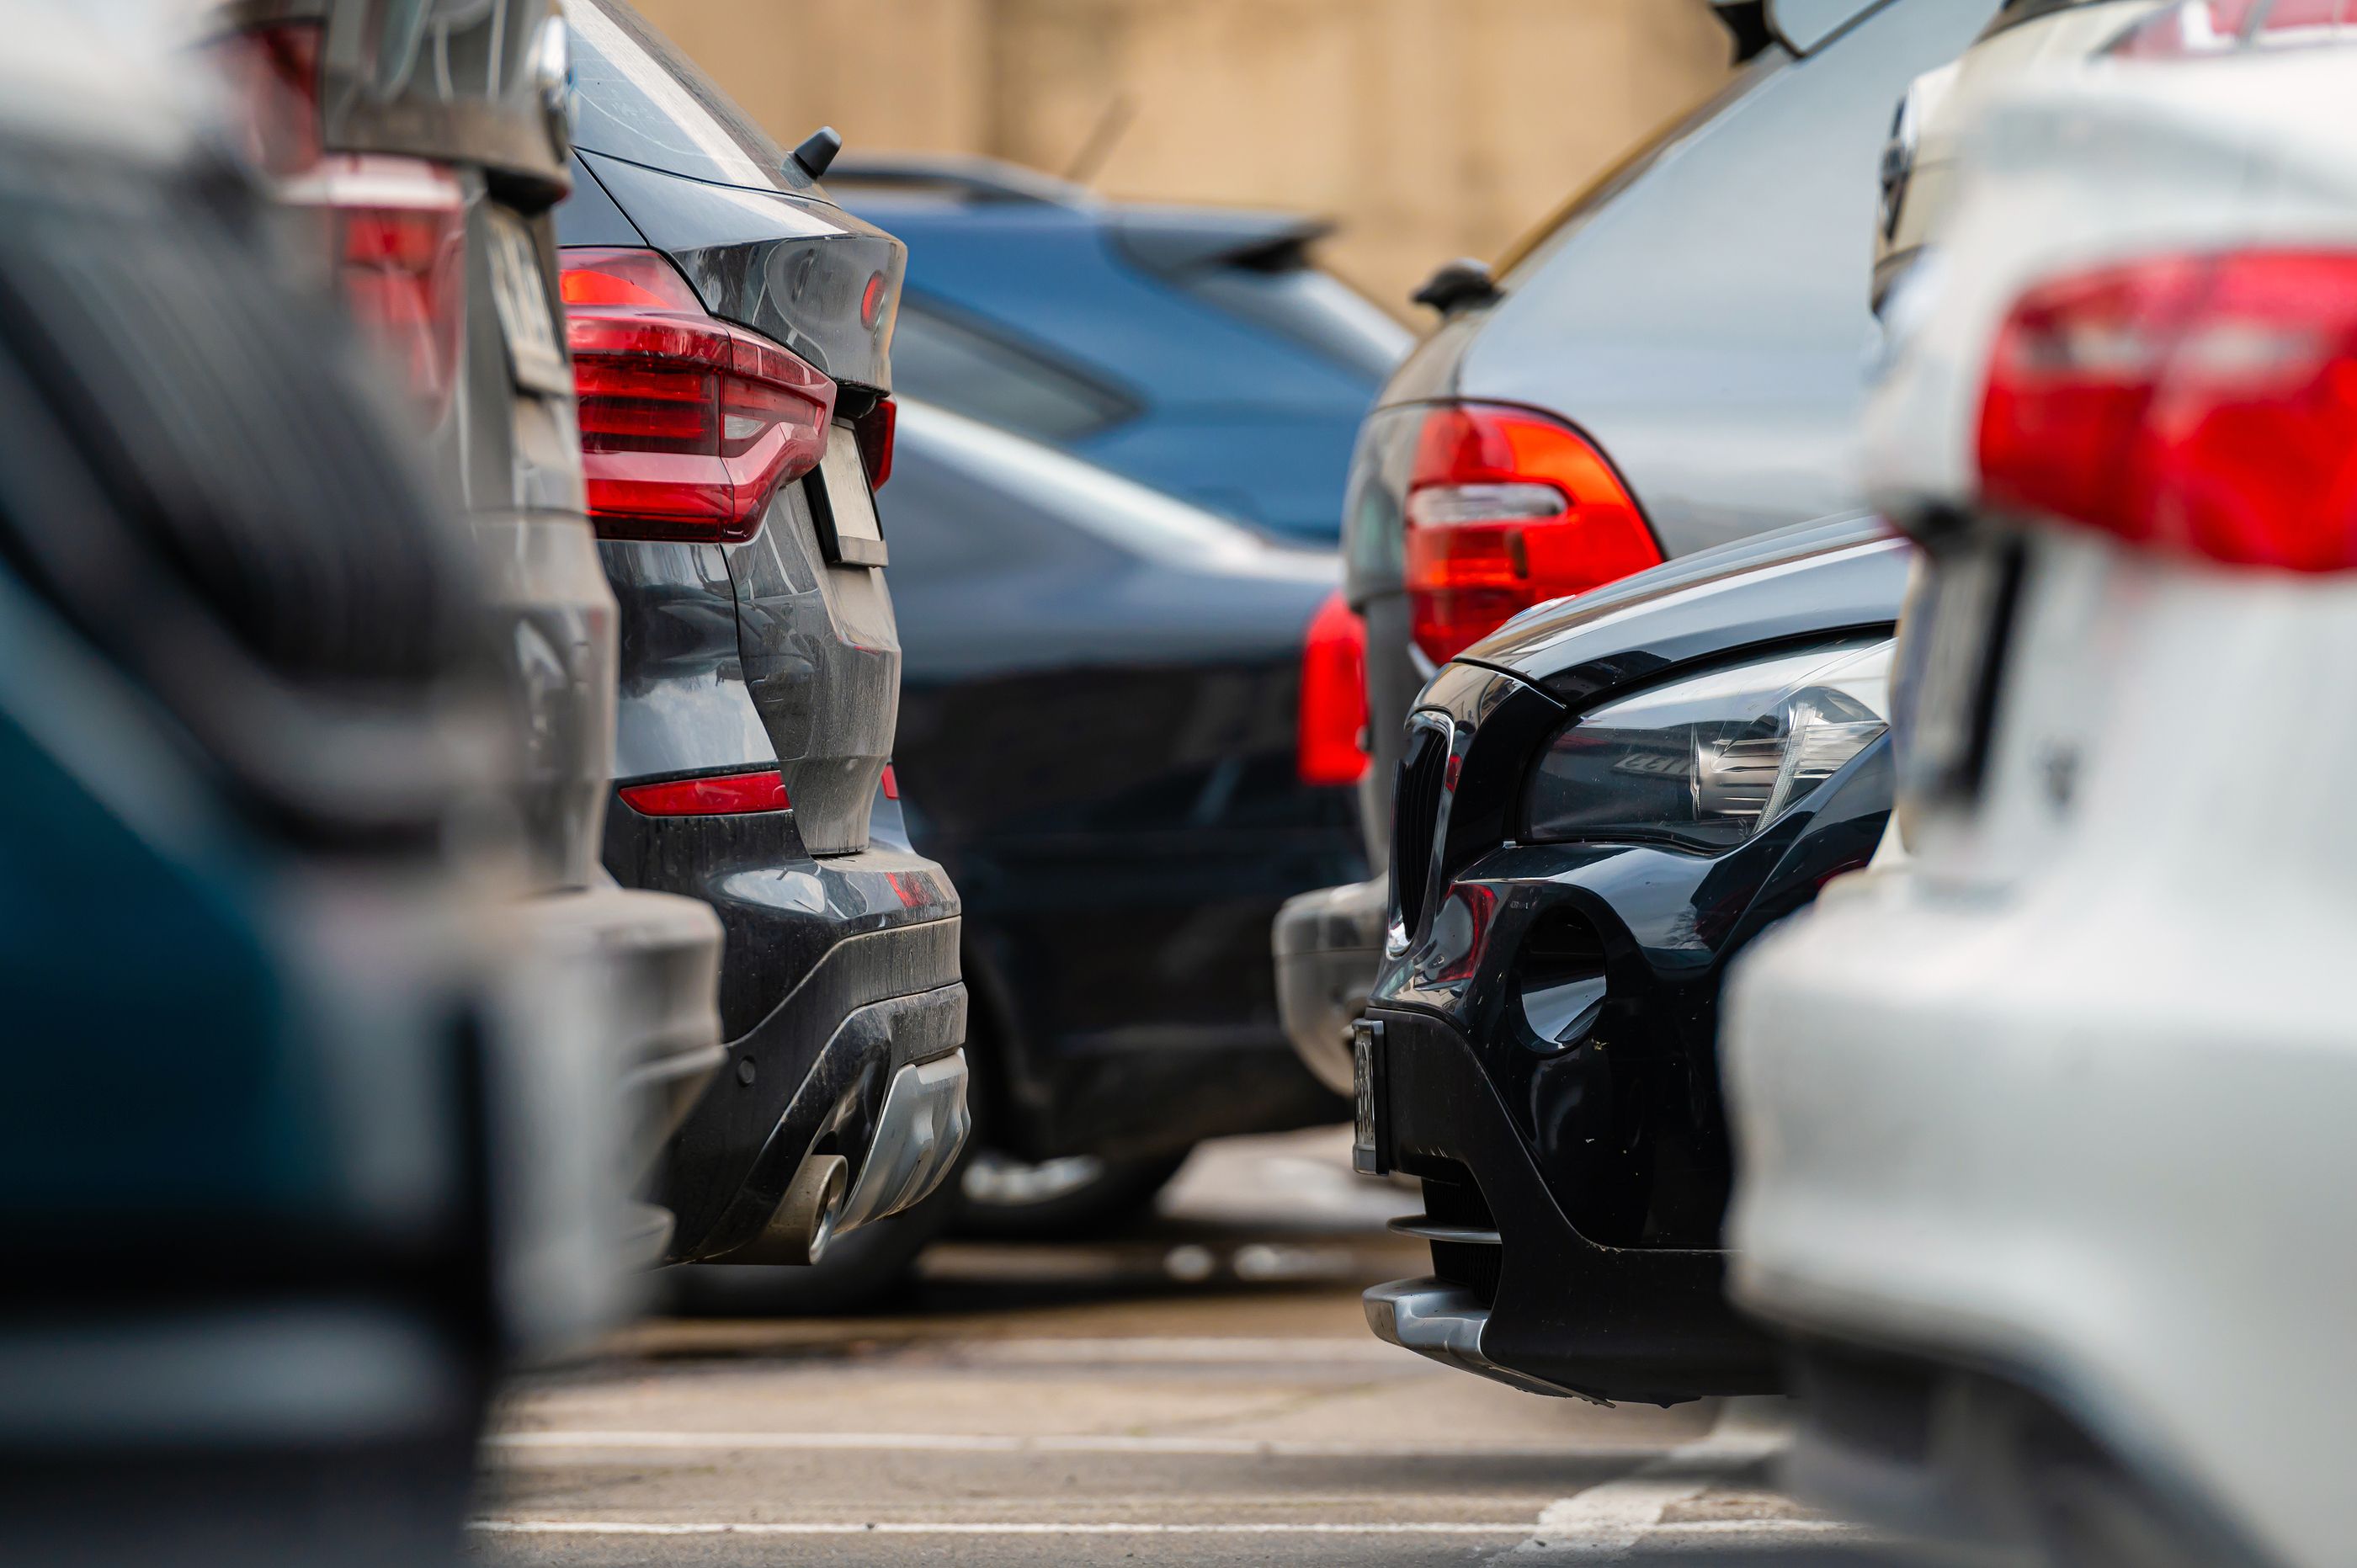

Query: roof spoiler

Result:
[1113,207,1334,275]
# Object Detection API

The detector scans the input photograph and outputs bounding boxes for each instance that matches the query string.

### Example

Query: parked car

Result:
[1275,0,1997,1098]
[557,0,970,1294]
[1723,9,2357,1565]
[827,155,1409,542]
[2,8,624,1561]
[880,402,1363,1236]
[1354,516,1905,1406]
[205,0,729,1260]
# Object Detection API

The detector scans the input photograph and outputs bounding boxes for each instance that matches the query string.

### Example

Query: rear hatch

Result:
[563,0,907,853]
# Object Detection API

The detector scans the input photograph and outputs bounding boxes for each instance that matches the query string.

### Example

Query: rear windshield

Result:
[567,0,811,194]
[1181,265,1410,379]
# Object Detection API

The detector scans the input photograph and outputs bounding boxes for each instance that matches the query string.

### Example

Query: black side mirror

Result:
[1412,258,1500,316]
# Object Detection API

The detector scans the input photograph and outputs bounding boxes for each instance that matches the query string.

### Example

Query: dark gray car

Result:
[1276,0,1998,1091]
[206,0,727,1262]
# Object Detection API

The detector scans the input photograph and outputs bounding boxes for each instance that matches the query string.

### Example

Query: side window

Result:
[890,301,1139,444]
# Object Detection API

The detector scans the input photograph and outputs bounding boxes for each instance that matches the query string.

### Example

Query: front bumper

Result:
[1359,1003,1777,1406]
[1273,874,1386,1097]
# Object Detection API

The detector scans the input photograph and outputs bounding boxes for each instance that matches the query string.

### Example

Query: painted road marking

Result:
[487,1429,1673,1460]
[1509,1397,1876,1559]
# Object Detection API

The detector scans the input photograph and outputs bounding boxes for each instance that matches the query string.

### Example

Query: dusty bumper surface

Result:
[656,903,966,1264]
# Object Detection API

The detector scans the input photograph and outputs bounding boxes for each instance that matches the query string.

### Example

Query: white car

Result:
[1722,7,2357,1567]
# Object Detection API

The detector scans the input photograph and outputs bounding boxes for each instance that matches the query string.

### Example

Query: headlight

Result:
[1524,638,1893,852]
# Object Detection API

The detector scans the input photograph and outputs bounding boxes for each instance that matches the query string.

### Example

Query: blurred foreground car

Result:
[830,156,1408,541]
[1724,11,2357,1565]
[881,404,1361,1236]
[207,0,727,1259]
[0,10,620,1563]
[557,0,970,1294]
[1356,518,1904,1406]
[1276,0,1996,1097]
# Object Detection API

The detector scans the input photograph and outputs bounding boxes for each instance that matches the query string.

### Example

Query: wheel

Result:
[660,1158,965,1317]
[948,1146,1193,1241]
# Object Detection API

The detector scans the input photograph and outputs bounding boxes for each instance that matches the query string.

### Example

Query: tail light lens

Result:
[1978,250,2357,571]
[854,397,897,489]
[1298,587,1370,787]
[619,768,790,816]
[210,23,466,419]
[561,247,835,543]
[1402,403,1659,663]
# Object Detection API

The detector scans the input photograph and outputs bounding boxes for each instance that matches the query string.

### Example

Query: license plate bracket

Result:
[486,209,572,398]
[1897,539,2024,805]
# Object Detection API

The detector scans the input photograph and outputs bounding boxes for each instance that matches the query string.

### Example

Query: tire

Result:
[949,1147,1193,1241]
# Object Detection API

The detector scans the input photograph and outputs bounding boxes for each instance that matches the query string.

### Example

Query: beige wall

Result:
[631,0,1732,311]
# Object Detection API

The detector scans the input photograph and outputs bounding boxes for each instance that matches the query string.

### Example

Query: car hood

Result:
[1456,513,1911,708]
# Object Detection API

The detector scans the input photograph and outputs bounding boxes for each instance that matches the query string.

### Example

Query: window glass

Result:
[1181,266,1410,379]
[567,0,809,194]
[891,302,1139,443]
[894,403,1321,576]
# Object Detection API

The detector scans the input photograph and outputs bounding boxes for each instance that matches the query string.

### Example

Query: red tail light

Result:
[880,763,900,800]
[619,768,790,816]
[855,397,897,489]
[1402,403,1659,663]
[210,23,466,418]
[561,247,835,543]
[1298,587,1370,787]
[1978,250,2357,571]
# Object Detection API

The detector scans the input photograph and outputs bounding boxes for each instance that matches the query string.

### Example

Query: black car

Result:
[884,403,1365,1235]
[1277,0,1994,1098]
[1355,516,1906,1405]
[556,0,970,1280]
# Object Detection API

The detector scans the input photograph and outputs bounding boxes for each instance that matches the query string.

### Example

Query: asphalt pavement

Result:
[472,1129,1917,1567]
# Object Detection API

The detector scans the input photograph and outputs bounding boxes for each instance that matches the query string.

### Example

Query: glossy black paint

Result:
[882,407,1361,1161]
[1363,527,1906,1404]
[573,150,906,396]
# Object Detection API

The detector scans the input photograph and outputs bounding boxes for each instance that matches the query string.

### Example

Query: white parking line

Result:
[487,1429,1657,1460]
[472,1521,1535,1536]
[1506,1398,1872,1559]
[937,1336,1413,1363]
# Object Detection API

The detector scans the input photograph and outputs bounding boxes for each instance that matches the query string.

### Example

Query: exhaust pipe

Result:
[750,1152,848,1265]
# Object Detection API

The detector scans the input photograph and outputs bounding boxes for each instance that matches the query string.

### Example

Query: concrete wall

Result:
[629,0,1733,312]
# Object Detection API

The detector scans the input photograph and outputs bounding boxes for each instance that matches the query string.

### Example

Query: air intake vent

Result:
[1391,718,1450,938]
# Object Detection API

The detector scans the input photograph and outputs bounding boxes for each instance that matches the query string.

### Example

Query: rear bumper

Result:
[1272,874,1386,1097]
[515,882,726,1186]
[1360,1002,1778,1406]
[641,840,971,1263]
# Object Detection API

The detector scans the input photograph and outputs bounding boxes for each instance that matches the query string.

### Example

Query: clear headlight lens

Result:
[1524,638,1894,853]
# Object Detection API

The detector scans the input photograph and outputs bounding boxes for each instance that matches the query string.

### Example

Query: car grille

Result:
[1391,718,1450,938]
